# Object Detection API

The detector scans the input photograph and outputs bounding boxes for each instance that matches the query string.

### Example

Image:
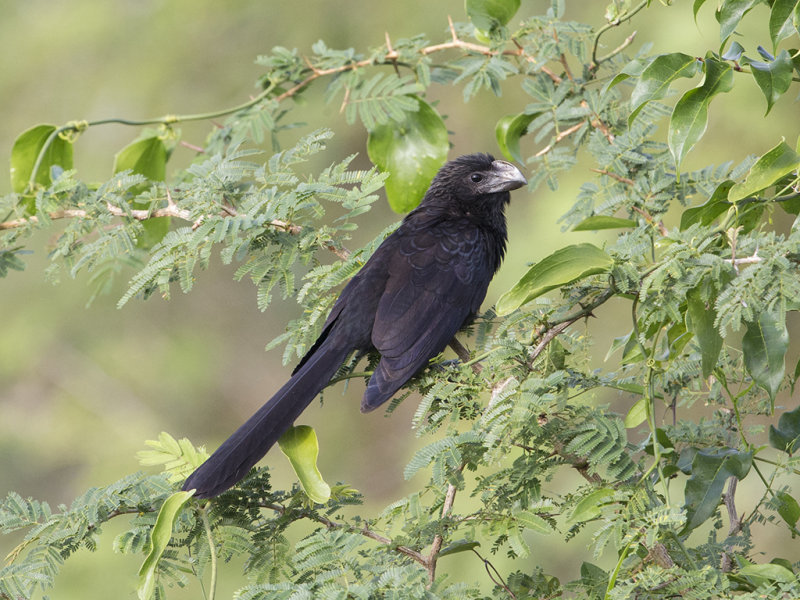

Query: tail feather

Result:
[183,339,350,498]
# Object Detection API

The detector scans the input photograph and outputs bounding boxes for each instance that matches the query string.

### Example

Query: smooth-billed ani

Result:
[183,153,527,498]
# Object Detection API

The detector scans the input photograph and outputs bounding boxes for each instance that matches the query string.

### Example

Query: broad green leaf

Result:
[495,112,537,163]
[573,216,637,231]
[769,405,800,454]
[716,0,761,44]
[466,0,520,31]
[367,96,448,213]
[795,0,800,35]
[569,488,615,523]
[114,136,169,246]
[769,0,800,50]
[624,397,648,428]
[10,124,74,198]
[516,510,552,534]
[739,563,797,585]
[686,288,723,378]
[138,490,194,600]
[680,181,734,230]
[668,58,733,171]
[437,539,481,558]
[729,140,800,202]
[693,0,709,20]
[113,136,167,183]
[683,449,752,532]
[774,491,800,527]
[580,562,609,599]
[495,243,613,315]
[745,50,794,114]
[742,310,788,405]
[279,425,331,504]
[629,53,700,125]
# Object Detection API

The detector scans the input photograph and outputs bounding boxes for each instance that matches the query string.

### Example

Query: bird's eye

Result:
[470,173,483,183]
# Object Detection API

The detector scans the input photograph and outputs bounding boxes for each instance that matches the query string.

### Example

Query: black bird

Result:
[183,153,527,498]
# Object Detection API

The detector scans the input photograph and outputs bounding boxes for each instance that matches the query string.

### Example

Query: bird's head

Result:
[422,153,527,215]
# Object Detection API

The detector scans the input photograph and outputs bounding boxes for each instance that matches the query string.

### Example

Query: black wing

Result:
[361,221,492,411]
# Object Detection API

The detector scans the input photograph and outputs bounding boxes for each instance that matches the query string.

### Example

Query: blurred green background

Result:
[1,0,797,597]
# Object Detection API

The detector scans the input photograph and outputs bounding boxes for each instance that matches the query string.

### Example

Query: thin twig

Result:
[581,100,615,143]
[631,206,668,237]
[591,0,649,69]
[591,168,634,186]
[472,548,517,599]
[596,31,638,65]
[262,502,427,565]
[534,121,584,158]
[721,477,741,573]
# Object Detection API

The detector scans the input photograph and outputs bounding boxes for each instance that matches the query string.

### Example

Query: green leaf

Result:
[745,50,794,115]
[437,539,481,558]
[114,136,169,246]
[769,405,800,454]
[680,180,734,230]
[367,96,449,213]
[569,488,615,523]
[602,57,647,95]
[693,0,710,20]
[466,0,520,31]
[686,288,723,378]
[516,510,552,534]
[495,243,613,315]
[624,397,648,428]
[10,124,74,197]
[113,136,167,183]
[668,58,733,171]
[774,491,800,527]
[769,0,800,50]
[716,0,761,44]
[573,216,637,231]
[795,0,800,35]
[742,310,788,405]
[683,449,752,532]
[729,140,800,202]
[739,562,797,585]
[495,112,537,163]
[629,53,700,125]
[137,490,194,600]
[278,425,331,504]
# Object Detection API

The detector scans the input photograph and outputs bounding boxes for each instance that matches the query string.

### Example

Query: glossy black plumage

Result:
[183,153,527,498]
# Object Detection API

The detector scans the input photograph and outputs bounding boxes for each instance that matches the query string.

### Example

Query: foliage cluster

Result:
[3,1,800,598]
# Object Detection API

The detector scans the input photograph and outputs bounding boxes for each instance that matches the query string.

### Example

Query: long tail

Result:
[182,338,351,498]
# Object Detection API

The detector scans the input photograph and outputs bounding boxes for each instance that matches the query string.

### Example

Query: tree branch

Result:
[427,480,459,586]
